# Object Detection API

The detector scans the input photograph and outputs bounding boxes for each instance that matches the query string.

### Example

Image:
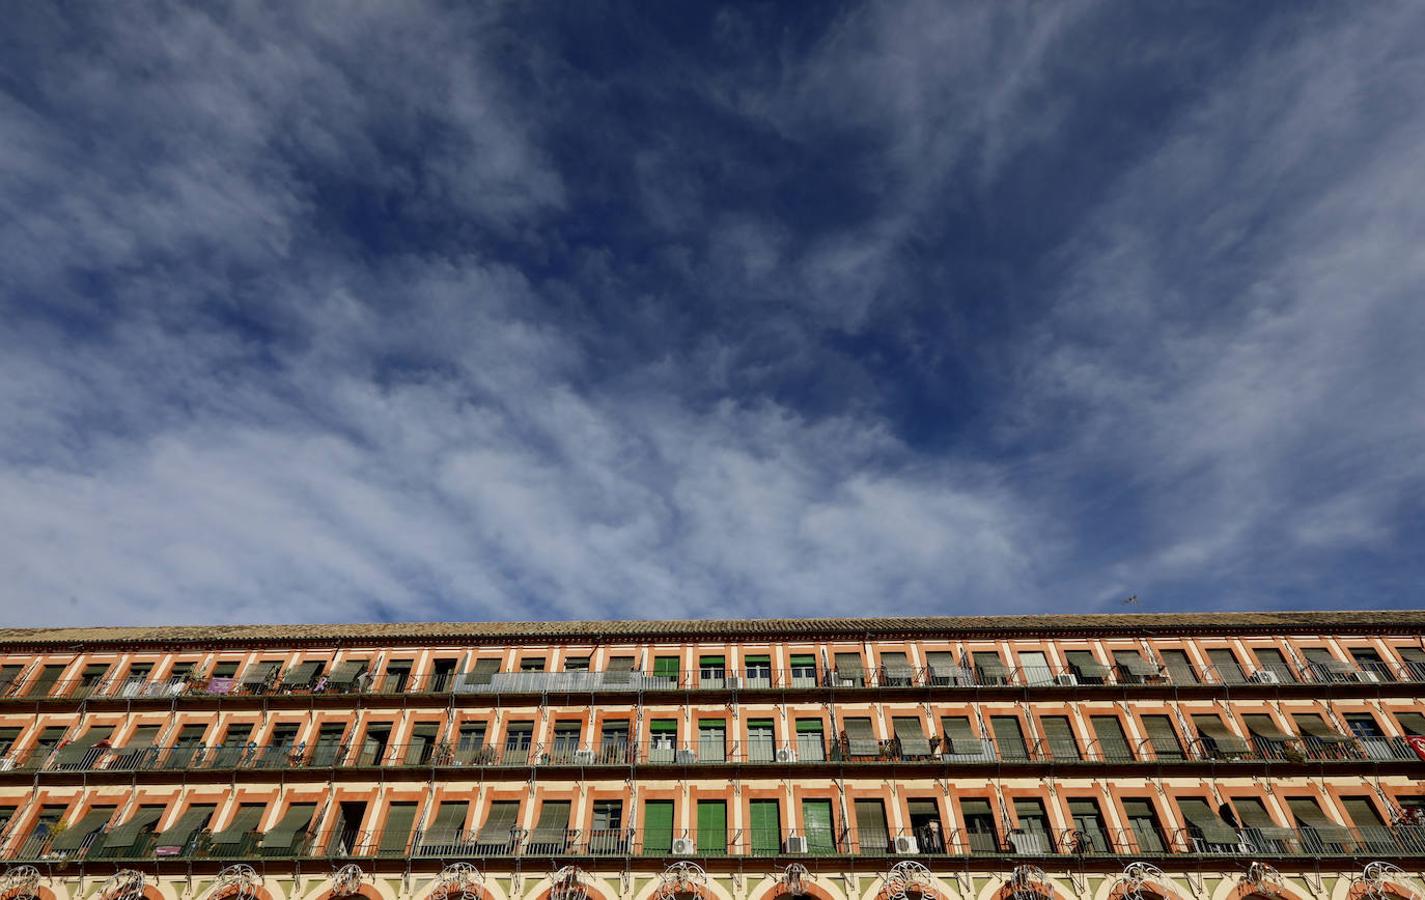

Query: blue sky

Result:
[1,2,1422,626]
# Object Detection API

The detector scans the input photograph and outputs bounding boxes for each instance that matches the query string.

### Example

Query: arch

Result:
[316,889,385,900]
[750,881,840,900]
[1,890,58,900]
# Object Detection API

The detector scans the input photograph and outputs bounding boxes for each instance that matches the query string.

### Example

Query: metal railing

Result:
[4,731,1419,775]
[10,823,1422,862]
[9,657,1425,702]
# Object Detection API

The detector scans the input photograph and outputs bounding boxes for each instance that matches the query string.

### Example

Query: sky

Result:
[1,2,1423,627]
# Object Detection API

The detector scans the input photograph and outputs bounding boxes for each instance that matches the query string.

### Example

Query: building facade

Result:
[0,612,1423,900]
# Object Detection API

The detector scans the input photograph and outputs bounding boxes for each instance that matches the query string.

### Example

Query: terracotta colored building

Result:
[1,612,1423,900]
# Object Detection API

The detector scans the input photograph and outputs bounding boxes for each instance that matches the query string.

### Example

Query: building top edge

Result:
[0,609,1421,649]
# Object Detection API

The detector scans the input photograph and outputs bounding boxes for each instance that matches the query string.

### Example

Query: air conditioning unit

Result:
[573,749,596,765]
[671,837,696,855]
[893,835,920,855]
[1248,669,1281,684]
[775,747,798,763]
[1053,673,1079,686]
[784,835,808,854]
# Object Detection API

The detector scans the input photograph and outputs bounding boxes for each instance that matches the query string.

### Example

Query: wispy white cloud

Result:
[0,3,1421,626]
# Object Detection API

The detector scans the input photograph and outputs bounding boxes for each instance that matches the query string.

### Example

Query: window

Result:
[698,656,726,687]
[1206,649,1245,684]
[1114,650,1159,683]
[563,656,590,672]
[1091,716,1133,762]
[790,654,817,687]
[991,716,1029,760]
[652,656,680,686]
[649,719,678,763]
[1160,649,1198,684]
[891,716,931,758]
[1121,799,1165,853]
[551,722,581,763]
[1039,716,1080,760]
[1395,712,1425,736]
[1193,714,1250,758]
[642,800,674,855]
[747,719,776,762]
[1011,799,1053,853]
[842,717,878,757]
[405,724,438,765]
[519,657,546,672]
[504,721,534,758]
[600,720,631,762]
[1253,648,1297,682]
[1177,797,1238,850]
[795,719,825,761]
[961,798,999,853]
[1066,650,1109,684]
[880,652,913,686]
[697,800,727,855]
[973,651,1007,685]
[475,801,521,852]
[1018,651,1052,685]
[698,719,726,763]
[854,799,889,853]
[941,716,982,757]
[1140,715,1184,762]
[590,800,624,854]
[802,798,837,854]
[27,665,66,697]
[749,799,781,856]
[528,801,571,853]
[833,652,865,686]
[212,661,240,679]
[1068,798,1109,852]
[744,654,772,688]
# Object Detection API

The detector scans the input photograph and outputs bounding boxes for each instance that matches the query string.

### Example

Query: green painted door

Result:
[697,801,726,855]
[643,800,674,855]
[802,799,835,855]
[750,799,780,856]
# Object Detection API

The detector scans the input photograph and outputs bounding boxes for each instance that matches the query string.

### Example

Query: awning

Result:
[1179,803,1238,844]
[282,662,321,688]
[54,727,113,766]
[52,808,115,850]
[240,662,278,686]
[843,719,876,740]
[1245,719,1296,742]
[1295,717,1354,743]
[1118,654,1159,676]
[977,659,1008,676]
[211,806,266,845]
[893,718,927,744]
[1195,719,1250,753]
[1320,659,1355,674]
[156,806,213,851]
[476,803,520,843]
[531,801,571,834]
[1076,661,1112,678]
[327,660,366,686]
[834,654,864,674]
[258,803,316,850]
[99,806,166,849]
[429,802,469,834]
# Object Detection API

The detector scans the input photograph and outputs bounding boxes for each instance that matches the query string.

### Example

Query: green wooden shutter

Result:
[211,805,265,846]
[98,806,165,850]
[991,716,1028,759]
[379,803,417,856]
[642,800,674,855]
[52,807,114,850]
[156,805,214,852]
[854,800,889,852]
[1141,715,1184,760]
[1091,716,1132,761]
[750,800,780,855]
[802,799,835,855]
[259,803,315,851]
[697,801,726,855]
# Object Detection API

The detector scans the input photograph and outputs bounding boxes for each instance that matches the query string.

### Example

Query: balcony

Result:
[4,731,1419,778]
[8,824,1425,864]
[7,656,1422,705]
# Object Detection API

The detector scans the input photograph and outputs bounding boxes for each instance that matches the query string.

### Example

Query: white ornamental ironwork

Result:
[779,864,815,897]
[1113,864,1167,900]
[330,865,367,898]
[432,864,485,900]
[210,865,262,900]
[1351,863,1424,900]
[1004,866,1049,900]
[98,870,146,900]
[549,867,590,900]
[2,866,44,899]
[1239,864,1283,899]
[882,861,937,900]
[657,862,709,900]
